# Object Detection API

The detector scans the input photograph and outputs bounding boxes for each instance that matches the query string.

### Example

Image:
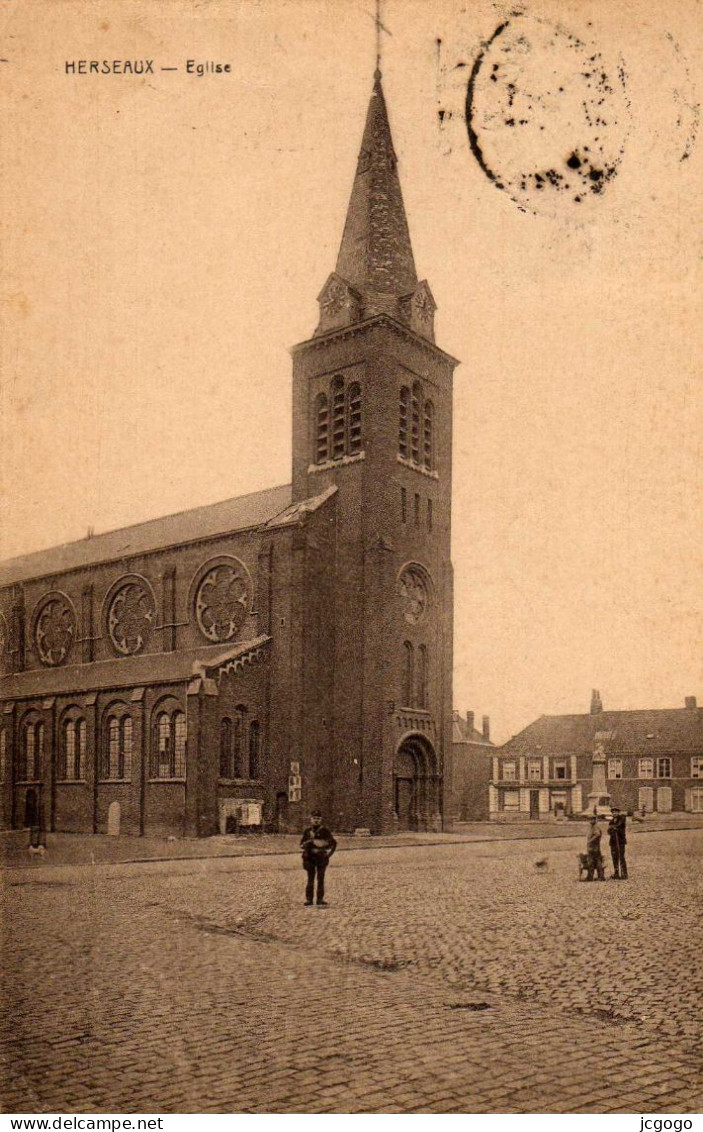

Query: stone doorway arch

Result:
[394,734,440,832]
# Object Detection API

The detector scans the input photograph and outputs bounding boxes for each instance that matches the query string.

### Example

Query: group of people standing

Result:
[586,807,628,881]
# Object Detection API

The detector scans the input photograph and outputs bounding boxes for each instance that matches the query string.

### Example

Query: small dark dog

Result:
[578,852,590,880]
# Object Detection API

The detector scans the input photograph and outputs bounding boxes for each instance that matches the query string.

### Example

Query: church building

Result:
[0,71,459,838]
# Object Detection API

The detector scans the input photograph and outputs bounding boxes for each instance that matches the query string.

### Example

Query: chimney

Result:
[482,715,490,742]
[590,689,603,715]
[685,696,697,710]
[466,711,475,735]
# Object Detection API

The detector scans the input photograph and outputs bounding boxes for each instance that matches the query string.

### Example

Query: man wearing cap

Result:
[608,807,628,879]
[300,810,337,906]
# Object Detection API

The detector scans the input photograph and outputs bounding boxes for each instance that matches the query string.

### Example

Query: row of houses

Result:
[453,691,703,822]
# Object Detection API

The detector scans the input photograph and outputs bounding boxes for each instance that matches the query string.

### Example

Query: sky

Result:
[1,0,701,742]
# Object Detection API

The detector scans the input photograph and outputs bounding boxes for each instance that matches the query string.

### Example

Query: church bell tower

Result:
[290,71,458,833]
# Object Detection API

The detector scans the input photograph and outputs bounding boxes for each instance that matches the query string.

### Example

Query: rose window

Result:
[196,562,250,643]
[35,596,76,666]
[397,566,430,625]
[108,582,156,655]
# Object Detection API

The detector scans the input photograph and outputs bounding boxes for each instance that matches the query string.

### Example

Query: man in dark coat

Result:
[608,807,628,879]
[300,810,337,906]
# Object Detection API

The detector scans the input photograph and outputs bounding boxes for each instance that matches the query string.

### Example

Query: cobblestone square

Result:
[2,828,702,1113]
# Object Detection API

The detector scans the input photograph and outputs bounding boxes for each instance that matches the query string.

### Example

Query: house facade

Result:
[0,71,458,838]
[490,691,703,821]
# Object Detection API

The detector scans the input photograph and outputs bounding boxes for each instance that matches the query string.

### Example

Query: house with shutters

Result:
[490,691,703,821]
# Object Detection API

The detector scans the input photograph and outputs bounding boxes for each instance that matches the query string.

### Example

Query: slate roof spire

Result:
[315,71,436,342]
[336,69,417,300]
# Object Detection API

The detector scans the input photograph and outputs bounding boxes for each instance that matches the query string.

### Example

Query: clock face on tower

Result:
[397,564,431,625]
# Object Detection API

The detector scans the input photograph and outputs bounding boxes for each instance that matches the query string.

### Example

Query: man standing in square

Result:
[608,807,628,879]
[301,810,337,906]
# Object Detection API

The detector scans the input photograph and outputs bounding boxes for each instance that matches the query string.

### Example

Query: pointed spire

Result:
[315,72,437,342]
[335,72,418,306]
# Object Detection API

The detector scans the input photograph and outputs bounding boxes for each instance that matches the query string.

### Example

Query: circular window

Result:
[397,565,431,625]
[108,581,156,655]
[34,594,76,666]
[195,560,251,643]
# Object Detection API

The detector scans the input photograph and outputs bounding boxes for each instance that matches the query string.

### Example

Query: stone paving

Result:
[2,828,702,1114]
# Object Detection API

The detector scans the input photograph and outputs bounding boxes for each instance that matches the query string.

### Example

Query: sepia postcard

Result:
[1,0,701,1119]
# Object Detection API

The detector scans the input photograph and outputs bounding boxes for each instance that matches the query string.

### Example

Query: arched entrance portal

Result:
[394,735,440,832]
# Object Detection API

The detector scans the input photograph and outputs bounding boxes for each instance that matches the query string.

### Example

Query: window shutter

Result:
[684,787,692,812]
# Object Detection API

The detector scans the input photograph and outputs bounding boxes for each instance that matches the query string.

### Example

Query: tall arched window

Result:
[220,718,232,778]
[411,383,421,463]
[60,714,87,781]
[331,377,346,459]
[0,728,6,783]
[78,720,87,778]
[233,705,246,778]
[399,387,409,457]
[347,383,362,455]
[219,708,247,778]
[64,720,76,780]
[107,718,119,777]
[102,708,132,781]
[417,645,429,709]
[423,400,434,470]
[20,719,43,781]
[157,714,171,778]
[120,717,133,779]
[249,720,260,779]
[151,707,186,780]
[314,392,329,464]
[402,642,414,707]
[174,714,186,778]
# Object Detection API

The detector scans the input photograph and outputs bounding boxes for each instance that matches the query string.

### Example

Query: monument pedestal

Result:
[582,735,613,816]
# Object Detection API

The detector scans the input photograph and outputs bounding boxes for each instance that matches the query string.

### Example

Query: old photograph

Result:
[1,0,701,1117]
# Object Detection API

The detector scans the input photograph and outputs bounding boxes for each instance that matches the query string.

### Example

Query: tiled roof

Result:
[500,708,703,755]
[1,637,271,702]
[0,484,292,586]
[452,712,493,746]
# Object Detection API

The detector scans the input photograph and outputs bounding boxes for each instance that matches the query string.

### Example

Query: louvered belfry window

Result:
[423,400,434,470]
[411,383,421,463]
[399,381,435,472]
[347,383,362,454]
[331,377,346,459]
[315,393,329,463]
[314,375,363,463]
